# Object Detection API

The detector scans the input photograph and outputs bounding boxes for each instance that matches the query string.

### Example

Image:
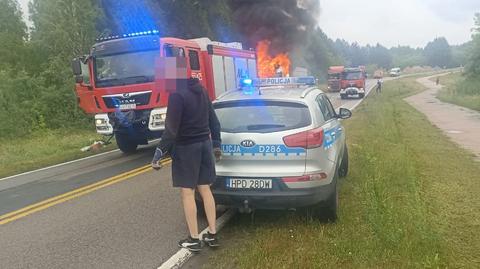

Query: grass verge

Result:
[0,128,116,178]
[435,72,480,111]
[204,77,480,268]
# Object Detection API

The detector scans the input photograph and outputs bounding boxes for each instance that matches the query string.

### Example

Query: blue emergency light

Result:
[240,78,255,95]
[96,29,160,42]
[240,78,253,86]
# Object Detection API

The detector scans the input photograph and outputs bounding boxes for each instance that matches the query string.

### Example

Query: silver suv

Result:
[211,78,352,221]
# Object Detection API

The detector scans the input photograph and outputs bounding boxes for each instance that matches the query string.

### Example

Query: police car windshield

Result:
[94,50,156,87]
[214,100,311,133]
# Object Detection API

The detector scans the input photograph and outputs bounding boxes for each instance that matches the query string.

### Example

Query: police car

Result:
[211,77,352,221]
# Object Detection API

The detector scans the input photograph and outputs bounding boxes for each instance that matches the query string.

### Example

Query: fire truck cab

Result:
[72,31,257,153]
[339,66,367,99]
[327,66,344,92]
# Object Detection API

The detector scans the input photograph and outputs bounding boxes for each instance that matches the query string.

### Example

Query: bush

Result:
[0,65,91,139]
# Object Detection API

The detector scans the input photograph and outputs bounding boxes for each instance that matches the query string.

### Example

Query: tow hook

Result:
[238,199,253,214]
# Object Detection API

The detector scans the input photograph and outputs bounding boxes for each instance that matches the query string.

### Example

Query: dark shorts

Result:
[171,139,216,189]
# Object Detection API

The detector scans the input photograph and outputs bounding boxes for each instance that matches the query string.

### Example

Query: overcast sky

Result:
[18,0,479,48]
[319,0,479,48]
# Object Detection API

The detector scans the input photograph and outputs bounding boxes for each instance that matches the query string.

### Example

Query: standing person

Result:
[376,78,383,94]
[436,77,440,85]
[274,63,284,77]
[151,76,222,252]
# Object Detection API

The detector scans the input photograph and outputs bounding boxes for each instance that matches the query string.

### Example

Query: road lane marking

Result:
[0,158,171,225]
[0,139,161,182]
[157,208,236,269]
[0,149,120,182]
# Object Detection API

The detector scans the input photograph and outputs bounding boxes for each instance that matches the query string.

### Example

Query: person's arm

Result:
[208,100,222,162]
[156,93,184,156]
[208,101,221,148]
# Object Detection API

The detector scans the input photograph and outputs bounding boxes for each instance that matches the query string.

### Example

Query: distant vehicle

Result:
[327,66,344,92]
[292,67,309,77]
[373,70,384,79]
[71,31,257,153]
[389,67,401,77]
[340,66,367,99]
[212,77,352,221]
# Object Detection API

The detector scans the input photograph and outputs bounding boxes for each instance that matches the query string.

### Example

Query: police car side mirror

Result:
[337,108,352,119]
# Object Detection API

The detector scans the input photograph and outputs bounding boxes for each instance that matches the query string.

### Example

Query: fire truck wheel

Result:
[115,133,138,153]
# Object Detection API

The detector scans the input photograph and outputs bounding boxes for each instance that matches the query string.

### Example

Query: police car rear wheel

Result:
[340,94,346,99]
[321,177,338,222]
[339,145,349,178]
[307,174,338,222]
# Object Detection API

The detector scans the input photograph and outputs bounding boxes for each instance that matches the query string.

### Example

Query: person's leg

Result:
[197,185,216,234]
[181,187,199,238]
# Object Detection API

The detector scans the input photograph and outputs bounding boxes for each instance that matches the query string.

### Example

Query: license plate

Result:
[119,103,136,110]
[226,179,272,189]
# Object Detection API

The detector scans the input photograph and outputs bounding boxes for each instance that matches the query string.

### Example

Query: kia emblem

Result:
[122,93,130,98]
[240,139,256,148]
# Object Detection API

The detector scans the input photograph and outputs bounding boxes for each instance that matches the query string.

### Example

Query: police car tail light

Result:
[283,173,328,183]
[283,127,324,149]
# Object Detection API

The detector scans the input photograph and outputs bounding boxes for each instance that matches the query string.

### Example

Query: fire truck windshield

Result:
[343,71,363,80]
[328,73,341,80]
[94,50,157,87]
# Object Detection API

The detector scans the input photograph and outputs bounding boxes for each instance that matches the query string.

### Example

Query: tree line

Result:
[0,0,475,139]
[331,37,469,71]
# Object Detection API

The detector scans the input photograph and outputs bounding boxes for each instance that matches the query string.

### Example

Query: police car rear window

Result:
[214,100,311,133]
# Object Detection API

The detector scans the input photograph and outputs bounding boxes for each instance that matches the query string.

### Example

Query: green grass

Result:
[204,77,480,268]
[0,128,116,178]
[436,72,480,111]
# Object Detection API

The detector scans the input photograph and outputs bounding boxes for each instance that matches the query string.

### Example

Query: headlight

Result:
[152,113,167,121]
[95,119,106,126]
[94,114,113,135]
[149,108,167,131]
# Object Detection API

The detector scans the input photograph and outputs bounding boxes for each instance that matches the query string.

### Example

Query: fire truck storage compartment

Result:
[212,56,258,97]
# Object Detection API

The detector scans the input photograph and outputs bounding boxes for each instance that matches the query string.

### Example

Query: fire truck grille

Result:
[102,91,151,109]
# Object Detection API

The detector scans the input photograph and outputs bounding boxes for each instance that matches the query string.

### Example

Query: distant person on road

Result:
[376,78,383,93]
[436,77,440,85]
[151,57,222,252]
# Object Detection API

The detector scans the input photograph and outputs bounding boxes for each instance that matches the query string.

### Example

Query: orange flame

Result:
[256,40,290,78]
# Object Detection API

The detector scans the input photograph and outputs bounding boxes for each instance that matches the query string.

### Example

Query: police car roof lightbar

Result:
[243,76,316,87]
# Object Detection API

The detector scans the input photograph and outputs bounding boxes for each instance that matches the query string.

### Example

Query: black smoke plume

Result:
[230,0,320,55]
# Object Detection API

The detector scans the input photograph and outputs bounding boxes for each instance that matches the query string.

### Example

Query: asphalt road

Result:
[0,79,377,269]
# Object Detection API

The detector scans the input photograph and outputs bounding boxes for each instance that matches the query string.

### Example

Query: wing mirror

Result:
[71,58,83,83]
[337,108,352,119]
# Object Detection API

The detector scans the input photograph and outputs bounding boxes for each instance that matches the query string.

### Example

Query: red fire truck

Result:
[72,31,257,153]
[339,66,367,99]
[327,66,344,92]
